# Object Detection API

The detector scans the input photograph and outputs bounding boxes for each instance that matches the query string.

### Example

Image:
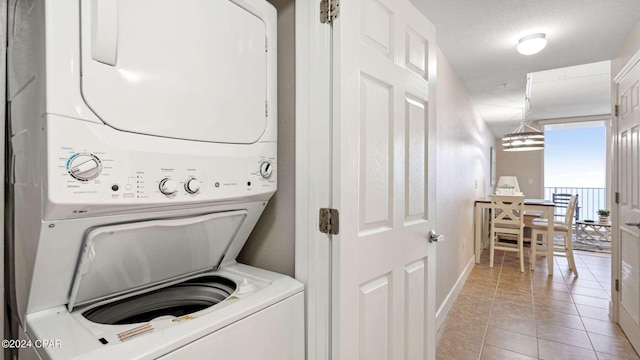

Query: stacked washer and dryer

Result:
[6,0,304,359]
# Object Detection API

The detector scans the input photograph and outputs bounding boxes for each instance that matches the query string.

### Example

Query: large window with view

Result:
[543,121,606,223]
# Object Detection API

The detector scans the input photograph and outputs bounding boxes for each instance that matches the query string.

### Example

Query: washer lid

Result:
[80,0,268,144]
[68,211,247,312]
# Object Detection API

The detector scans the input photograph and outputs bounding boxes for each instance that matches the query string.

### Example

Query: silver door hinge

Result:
[265,101,268,117]
[615,279,619,291]
[319,208,339,234]
[615,192,620,204]
[265,36,269,52]
[615,104,619,117]
[320,0,340,24]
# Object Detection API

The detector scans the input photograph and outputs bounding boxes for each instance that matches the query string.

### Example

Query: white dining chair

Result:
[530,194,578,276]
[490,195,526,272]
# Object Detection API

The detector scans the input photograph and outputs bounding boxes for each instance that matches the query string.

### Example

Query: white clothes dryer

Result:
[6,0,303,359]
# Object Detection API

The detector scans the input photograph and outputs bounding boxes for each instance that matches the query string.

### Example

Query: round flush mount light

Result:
[517,33,547,55]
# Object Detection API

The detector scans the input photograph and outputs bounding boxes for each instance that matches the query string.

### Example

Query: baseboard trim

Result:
[436,255,475,330]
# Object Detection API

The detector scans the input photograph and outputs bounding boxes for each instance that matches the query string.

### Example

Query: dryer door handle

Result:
[91,0,118,66]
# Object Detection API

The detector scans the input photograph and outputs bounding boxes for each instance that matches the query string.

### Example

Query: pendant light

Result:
[502,123,544,151]
[502,76,544,151]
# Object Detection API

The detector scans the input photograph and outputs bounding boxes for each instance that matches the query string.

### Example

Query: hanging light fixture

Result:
[502,123,544,151]
[502,76,544,151]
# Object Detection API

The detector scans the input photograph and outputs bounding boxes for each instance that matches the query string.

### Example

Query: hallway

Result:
[436,250,639,359]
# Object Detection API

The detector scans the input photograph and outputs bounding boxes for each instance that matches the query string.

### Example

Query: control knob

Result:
[159,178,178,195]
[185,178,200,194]
[67,153,102,181]
[259,161,274,179]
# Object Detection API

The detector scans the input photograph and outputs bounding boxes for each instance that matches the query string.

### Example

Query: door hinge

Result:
[615,192,620,204]
[320,0,340,24]
[265,36,269,52]
[615,104,619,117]
[319,208,339,234]
[265,101,268,117]
[615,279,619,291]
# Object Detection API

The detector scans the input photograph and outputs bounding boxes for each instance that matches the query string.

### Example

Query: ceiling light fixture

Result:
[502,75,544,151]
[502,123,544,151]
[517,33,547,55]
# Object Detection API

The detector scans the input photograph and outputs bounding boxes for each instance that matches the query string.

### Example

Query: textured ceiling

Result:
[410,0,640,136]
[528,61,611,122]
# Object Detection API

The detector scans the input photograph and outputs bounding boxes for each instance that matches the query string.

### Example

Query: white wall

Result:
[238,0,296,277]
[612,21,640,78]
[435,48,495,310]
[494,129,544,199]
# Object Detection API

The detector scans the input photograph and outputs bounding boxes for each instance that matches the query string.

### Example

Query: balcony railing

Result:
[543,187,606,222]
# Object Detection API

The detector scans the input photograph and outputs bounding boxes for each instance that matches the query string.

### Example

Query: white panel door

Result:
[332,0,437,359]
[617,59,640,354]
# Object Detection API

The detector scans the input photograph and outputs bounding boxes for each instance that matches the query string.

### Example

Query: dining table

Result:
[474,198,555,265]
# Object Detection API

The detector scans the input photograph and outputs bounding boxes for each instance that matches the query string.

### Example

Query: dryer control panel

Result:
[46,116,276,219]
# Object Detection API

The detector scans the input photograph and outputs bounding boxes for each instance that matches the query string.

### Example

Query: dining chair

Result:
[531,194,578,276]
[490,195,526,272]
[552,193,580,223]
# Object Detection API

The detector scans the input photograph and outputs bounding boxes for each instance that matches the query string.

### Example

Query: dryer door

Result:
[80,0,269,144]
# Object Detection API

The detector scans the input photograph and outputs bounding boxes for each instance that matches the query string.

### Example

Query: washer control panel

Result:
[47,117,276,215]
[53,149,276,202]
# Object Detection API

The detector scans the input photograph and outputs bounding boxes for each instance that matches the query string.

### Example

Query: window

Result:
[543,121,606,221]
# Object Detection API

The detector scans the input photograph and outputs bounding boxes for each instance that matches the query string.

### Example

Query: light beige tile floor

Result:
[436,249,640,360]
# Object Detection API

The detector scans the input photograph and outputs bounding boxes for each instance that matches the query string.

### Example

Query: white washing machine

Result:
[6,0,304,359]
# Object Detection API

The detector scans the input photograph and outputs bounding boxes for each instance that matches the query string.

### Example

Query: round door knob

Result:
[67,153,102,181]
[259,161,274,179]
[185,178,200,194]
[159,178,178,195]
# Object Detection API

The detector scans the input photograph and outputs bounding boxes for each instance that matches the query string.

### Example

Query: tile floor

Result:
[436,249,640,359]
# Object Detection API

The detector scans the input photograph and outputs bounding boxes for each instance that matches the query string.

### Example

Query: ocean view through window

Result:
[543,121,606,221]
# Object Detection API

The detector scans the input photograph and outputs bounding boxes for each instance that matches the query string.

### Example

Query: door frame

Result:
[295,3,438,359]
[611,48,640,324]
[295,2,332,360]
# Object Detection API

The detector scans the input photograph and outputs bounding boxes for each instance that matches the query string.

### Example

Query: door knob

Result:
[625,222,640,229]
[429,230,444,243]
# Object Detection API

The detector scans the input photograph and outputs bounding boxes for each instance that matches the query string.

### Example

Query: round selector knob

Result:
[259,161,274,179]
[67,153,102,181]
[159,178,178,195]
[184,178,200,194]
